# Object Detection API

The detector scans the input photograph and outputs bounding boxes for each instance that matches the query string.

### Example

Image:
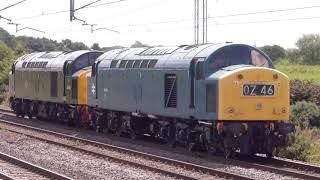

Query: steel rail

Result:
[3,107,320,179]
[0,151,72,180]
[0,107,320,179]
[0,112,253,180]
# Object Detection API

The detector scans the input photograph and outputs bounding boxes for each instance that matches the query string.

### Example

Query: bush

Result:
[260,45,286,62]
[290,101,320,129]
[0,84,10,106]
[277,132,312,161]
[290,80,320,105]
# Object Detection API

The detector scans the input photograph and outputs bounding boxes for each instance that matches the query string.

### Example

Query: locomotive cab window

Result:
[208,46,250,72]
[196,60,205,80]
[251,50,269,67]
[11,62,17,74]
[140,60,149,68]
[133,60,142,68]
[92,62,97,76]
[119,60,128,68]
[126,60,134,68]
[148,60,158,68]
[110,60,119,68]
[22,62,27,68]
[65,62,72,76]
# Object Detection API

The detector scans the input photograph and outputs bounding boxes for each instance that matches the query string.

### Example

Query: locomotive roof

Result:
[14,50,96,71]
[97,43,264,69]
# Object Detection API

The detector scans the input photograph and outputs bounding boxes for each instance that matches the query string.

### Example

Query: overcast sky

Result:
[0,0,319,48]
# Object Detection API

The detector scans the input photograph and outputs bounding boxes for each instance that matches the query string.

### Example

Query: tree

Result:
[130,41,149,48]
[60,39,73,51]
[286,48,302,64]
[0,41,14,85]
[91,43,101,50]
[260,45,286,61]
[14,40,27,57]
[71,42,88,50]
[296,34,320,65]
[0,28,16,50]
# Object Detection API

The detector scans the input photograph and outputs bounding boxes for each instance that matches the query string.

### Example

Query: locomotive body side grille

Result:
[164,74,177,108]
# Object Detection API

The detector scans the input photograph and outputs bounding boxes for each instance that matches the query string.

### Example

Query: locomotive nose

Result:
[217,67,289,121]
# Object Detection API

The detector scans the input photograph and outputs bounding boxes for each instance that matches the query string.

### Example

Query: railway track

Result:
[229,156,320,180]
[1,107,320,179]
[0,151,71,180]
[0,111,251,179]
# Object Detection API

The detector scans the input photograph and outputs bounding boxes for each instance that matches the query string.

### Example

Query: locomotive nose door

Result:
[63,61,72,102]
[190,58,205,110]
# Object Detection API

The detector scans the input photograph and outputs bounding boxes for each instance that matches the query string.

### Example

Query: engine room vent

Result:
[139,47,178,56]
[164,74,177,108]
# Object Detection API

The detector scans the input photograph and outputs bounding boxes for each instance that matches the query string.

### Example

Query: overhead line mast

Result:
[194,0,208,45]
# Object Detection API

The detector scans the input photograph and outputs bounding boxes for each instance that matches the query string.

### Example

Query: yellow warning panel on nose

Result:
[218,67,289,121]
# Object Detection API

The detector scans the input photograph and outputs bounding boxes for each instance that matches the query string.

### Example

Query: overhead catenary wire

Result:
[0,0,27,12]
[45,15,320,35]
[0,15,11,22]
[111,4,320,28]
[214,16,320,26]
[137,16,320,33]
[8,22,45,33]
[75,0,104,11]
[12,0,128,21]
[12,2,320,23]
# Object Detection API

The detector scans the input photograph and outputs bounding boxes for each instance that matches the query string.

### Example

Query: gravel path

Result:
[0,129,176,180]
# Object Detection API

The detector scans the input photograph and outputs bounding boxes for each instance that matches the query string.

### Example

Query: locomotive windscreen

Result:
[208,45,270,72]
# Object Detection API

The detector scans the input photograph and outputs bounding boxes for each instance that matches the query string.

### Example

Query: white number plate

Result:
[243,84,275,96]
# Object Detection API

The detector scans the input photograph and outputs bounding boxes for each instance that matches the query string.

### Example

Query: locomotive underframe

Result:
[11,97,294,158]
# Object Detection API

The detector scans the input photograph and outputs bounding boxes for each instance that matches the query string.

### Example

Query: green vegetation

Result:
[260,45,286,62]
[289,80,320,105]
[277,128,320,163]
[260,34,320,164]
[277,80,320,164]
[290,101,320,129]
[276,61,320,84]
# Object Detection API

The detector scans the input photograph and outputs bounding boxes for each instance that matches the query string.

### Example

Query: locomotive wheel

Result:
[266,153,274,158]
[130,130,137,140]
[206,144,217,155]
[115,128,122,137]
[115,121,123,137]
[103,123,111,134]
[188,143,195,152]
[167,134,176,148]
[224,148,233,159]
[167,124,176,148]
